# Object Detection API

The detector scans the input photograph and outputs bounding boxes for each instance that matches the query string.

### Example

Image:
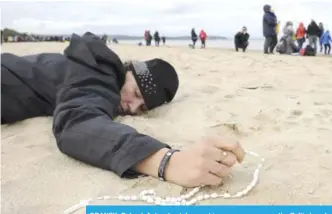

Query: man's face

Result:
[119,71,147,115]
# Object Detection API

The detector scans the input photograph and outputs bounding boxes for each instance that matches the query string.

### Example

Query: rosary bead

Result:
[140,190,147,196]
[234,192,243,197]
[197,195,204,201]
[193,187,200,193]
[223,193,231,198]
[211,193,218,198]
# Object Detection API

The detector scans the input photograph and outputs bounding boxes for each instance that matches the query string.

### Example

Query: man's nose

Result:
[129,101,143,114]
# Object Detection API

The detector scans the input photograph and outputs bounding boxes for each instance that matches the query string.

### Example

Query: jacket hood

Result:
[64,32,125,86]
[263,5,271,13]
[299,22,304,28]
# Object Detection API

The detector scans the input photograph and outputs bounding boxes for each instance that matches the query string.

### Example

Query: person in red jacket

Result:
[199,29,207,48]
[296,22,306,49]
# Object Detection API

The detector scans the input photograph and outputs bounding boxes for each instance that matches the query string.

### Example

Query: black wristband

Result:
[158,149,180,181]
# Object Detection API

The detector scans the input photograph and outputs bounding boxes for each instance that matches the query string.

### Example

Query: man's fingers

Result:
[210,138,245,163]
[206,160,231,178]
[220,152,237,167]
[204,173,223,186]
[207,147,237,167]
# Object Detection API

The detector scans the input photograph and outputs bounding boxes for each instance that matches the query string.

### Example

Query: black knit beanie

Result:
[124,59,179,110]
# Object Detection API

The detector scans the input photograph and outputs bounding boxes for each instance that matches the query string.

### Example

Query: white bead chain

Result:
[64,150,264,214]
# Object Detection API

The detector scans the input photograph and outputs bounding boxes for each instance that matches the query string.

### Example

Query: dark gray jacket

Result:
[1,32,169,178]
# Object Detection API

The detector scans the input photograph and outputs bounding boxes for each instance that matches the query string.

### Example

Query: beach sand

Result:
[1,42,332,214]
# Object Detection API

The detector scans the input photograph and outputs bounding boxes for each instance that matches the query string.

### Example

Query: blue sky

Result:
[0,0,331,38]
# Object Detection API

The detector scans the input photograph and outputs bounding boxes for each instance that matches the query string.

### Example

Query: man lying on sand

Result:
[1,32,245,187]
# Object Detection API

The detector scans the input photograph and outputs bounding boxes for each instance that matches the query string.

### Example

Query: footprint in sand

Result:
[285,109,304,126]
[200,85,220,95]
[289,109,303,118]
[224,94,235,99]
[320,109,332,118]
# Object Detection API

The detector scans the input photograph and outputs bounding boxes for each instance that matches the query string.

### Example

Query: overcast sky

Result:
[0,0,331,38]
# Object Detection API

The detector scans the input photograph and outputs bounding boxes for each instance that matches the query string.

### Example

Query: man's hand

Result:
[165,137,245,187]
[136,137,245,188]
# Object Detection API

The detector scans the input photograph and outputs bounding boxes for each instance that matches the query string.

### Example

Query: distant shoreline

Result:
[1,28,265,40]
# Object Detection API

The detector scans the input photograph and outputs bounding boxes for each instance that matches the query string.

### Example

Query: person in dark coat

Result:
[154,31,161,46]
[262,4,277,54]
[147,31,153,46]
[161,36,166,45]
[1,32,246,187]
[191,28,198,48]
[234,26,250,52]
[318,22,324,52]
[307,20,321,54]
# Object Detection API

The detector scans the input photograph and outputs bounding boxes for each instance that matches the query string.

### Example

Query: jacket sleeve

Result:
[234,32,240,42]
[246,34,250,41]
[52,76,170,178]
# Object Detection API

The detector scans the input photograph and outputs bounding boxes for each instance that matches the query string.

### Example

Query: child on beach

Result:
[320,30,332,55]
[296,23,306,49]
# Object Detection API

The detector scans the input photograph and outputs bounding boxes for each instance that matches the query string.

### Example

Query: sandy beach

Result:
[1,42,332,214]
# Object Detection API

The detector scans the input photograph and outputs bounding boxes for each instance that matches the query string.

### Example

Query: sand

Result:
[1,42,332,214]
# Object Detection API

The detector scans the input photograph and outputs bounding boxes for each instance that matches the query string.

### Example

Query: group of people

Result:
[262,4,331,56]
[1,32,71,43]
[144,30,166,46]
[190,28,207,49]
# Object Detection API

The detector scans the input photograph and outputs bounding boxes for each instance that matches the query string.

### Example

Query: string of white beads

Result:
[64,150,264,214]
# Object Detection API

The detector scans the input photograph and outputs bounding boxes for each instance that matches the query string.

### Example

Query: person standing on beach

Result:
[234,26,250,52]
[147,31,153,46]
[161,36,166,45]
[320,30,331,55]
[296,22,306,50]
[270,9,279,53]
[154,31,161,47]
[191,28,198,48]
[306,20,321,54]
[144,30,149,46]
[199,29,207,48]
[262,4,278,54]
[1,32,245,188]
[318,22,325,52]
